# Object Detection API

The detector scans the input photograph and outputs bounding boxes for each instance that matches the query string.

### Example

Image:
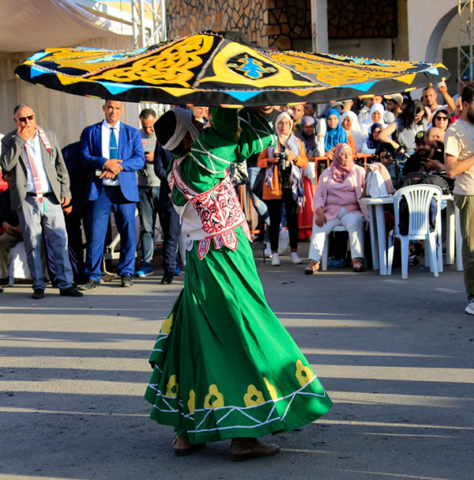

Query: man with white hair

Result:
[1,104,82,299]
[144,106,332,460]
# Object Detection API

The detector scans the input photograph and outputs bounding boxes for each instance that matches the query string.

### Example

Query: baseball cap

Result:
[415,131,426,144]
[384,93,403,104]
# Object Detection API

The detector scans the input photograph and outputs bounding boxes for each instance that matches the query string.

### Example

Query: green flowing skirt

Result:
[144,226,332,444]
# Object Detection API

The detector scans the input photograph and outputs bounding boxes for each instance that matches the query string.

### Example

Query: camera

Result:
[274,151,289,170]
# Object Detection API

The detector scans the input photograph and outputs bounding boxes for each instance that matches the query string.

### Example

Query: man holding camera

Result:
[403,130,445,176]
[80,100,145,289]
[135,109,160,277]
[1,104,82,299]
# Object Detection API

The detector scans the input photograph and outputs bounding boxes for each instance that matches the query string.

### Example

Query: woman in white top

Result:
[361,104,386,136]
[341,111,364,152]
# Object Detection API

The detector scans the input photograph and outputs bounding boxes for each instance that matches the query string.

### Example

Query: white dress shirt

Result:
[101,119,121,187]
[24,132,52,194]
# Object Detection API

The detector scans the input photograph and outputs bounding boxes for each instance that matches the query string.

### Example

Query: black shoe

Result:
[0,287,3,293]
[121,275,133,288]
[0,278,9,286]
[60,286,84,297]
[32,289,44,299]
[78,279,100,291]
[52,281,78,289]
[161,272,174,285]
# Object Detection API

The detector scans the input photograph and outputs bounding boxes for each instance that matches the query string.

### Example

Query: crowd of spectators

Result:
[1,81,473,315]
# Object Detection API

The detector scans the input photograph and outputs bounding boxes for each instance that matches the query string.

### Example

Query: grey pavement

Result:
[0,243,473,480]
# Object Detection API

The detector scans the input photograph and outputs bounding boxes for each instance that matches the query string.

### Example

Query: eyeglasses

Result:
[435,116,448,121]
[17,114,35,123]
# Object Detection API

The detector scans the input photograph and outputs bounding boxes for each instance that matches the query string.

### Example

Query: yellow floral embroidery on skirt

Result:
[243,385,265,407]
[204,384,224,409]
[166,375,179,397]
[295,360,313,387]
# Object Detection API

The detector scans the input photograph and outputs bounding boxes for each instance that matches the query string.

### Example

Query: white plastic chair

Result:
[387,185,443,279]
[8,241,32,285]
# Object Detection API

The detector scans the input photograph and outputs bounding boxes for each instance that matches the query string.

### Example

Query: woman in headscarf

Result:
[304,143,368,274]
[361,122,383,155]
[298,116,318,240]
[298,116,317,157]
[341,111,364,152]
[258,112,308,266]
[146,107,332,460]
[316,108,357,158]
[361,103,386,136]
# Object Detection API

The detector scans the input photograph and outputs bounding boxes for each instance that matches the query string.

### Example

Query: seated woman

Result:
[361,123,383,155]
[316,109,357,158]
[258,112,308,266]
[305,144,368,274]
[341,111,364,153]
[431,109,450,131]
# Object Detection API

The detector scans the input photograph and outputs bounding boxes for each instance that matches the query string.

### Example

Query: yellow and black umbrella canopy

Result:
[15,31,449,106]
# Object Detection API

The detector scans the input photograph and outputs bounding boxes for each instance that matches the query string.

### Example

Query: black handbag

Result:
[251,168,266,198]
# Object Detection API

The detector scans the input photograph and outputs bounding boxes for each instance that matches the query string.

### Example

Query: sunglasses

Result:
[17,114,35,123]
[435,116,448,121]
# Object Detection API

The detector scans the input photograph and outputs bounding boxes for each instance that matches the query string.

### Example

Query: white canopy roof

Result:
[0,0,132,53]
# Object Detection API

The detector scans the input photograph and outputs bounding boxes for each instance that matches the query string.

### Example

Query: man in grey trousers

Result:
[0,104,83,299]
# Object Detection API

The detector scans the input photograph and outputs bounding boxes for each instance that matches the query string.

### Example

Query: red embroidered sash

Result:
[170,158,251,260]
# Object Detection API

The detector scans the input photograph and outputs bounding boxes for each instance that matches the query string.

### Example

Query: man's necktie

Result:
[110,127,118,160]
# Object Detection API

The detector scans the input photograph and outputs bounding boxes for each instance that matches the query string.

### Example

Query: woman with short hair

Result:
[431,109,451,131]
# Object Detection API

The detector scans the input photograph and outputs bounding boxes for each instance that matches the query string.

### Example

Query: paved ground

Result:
[1,244,473,480]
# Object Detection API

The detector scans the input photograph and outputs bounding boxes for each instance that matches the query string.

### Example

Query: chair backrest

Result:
[393,185,443,237]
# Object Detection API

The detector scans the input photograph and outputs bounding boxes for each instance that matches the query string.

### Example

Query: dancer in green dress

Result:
[144,106,332,460]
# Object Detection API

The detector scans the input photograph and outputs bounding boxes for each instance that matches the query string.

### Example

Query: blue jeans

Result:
[138,186,161,266]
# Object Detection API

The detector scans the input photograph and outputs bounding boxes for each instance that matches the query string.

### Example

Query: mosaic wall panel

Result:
[267,0,312,51]
[166,0,269,47]
[328,0,398,39]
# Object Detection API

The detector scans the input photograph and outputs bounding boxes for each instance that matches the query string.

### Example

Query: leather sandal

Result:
[172,436,206,456]
[352,261,364,272]
[231,438,280,462]
[304,261,319,275]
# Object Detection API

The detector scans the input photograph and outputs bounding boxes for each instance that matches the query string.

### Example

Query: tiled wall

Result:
[267,0,313,51]
[167,0,269,47]
[327,0,398,38]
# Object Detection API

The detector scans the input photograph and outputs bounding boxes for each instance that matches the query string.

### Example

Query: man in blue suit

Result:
[80,100,145,289]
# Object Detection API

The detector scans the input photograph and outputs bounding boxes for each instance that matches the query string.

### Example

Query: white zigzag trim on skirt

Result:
[148,374,328,433]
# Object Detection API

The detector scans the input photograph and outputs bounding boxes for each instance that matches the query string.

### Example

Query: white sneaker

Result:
[290,252,302,265]
[264,242,272,258]
[465,300,474,315]
[271,253,281,266]
[278,229,290,255]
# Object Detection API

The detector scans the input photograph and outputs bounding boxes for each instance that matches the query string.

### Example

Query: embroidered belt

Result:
[170,158,252,260]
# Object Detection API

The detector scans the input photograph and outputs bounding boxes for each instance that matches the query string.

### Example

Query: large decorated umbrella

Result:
[15,31,449,106]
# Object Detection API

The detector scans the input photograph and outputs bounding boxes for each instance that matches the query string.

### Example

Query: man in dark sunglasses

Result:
[0,104,83,299]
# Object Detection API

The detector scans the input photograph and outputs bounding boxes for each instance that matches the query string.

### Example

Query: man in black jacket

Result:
[153,140,180,285]
[403,130,445,176]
